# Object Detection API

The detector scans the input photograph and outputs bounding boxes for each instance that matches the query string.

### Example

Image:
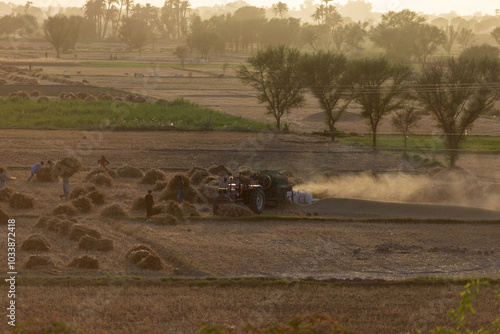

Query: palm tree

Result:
[272,2,288,19]
[102,0,118,38]
[84,0,106,37]
[124,0,134,17]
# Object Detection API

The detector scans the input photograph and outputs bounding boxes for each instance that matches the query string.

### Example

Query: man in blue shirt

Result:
[28,161,44,181]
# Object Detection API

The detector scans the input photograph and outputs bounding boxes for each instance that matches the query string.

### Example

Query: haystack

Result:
[125,245,163,270]
[100,203,129,218]
[29,90,41,98]
[126,244,154,259]
[87,190,106,205]
[37,96,49,103]
[151,214,178,226]
[20,234,51,252]
[34,216,50,228]
[136,254,162,270]
[188,167,207,177]
[79,236,113,251]
[24,255,55,269]
[46,218,74,235]
[202,175,219,185]
[237,166,254,176]
[68,255,99,269]
[0,187,14,202]
[216,204,254,217]
[0,205,8,225]
[69,185,97,200]
[160,174,203,203]
[76,92,89,99]
[54,157,83,177]
[52,203,78,216]
[117,165,144,178]
[132,196,146,211]
[36,166,59,182]
[153,181,167,191]
[98,92,113,100]
[69,224,101,241]
[88,173,114,187]
[180,202,200,218]
[190,169,210,185]
[198,184,218,203]
[86,168,118,180]
[9,192,34,209]
[141,169,166,184]
[71,196,93,213]
[208,165,232,177]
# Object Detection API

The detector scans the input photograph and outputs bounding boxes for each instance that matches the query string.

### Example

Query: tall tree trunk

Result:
[372,129,377,151]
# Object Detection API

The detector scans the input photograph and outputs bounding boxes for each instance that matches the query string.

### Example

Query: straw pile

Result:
[69,224,101,241]
[78,235,114,251]
[100,203,129,218]
[69,185,96,200]
[68,255,99,269]
[54,157,83,177]
[160,174,203,203]
[87,190,106,205]
[238,166,254,176]
[0,205,8,225]
[132,196,146,211]
[153,181,167,191]
[151,214,178,226]
[36,166,59,182]
[126,244,162,271]
[0,187,14,202]
[86,168,118,179]
[71,196,93,213]
[88,173,113,187]
[208,165,232,177]
[216,204,254,217]
[190,169,210,186]
[37,96,49,103]
[141,169,166,184]
[20,234,51,252]
[9,192,34,209]
[117,165,144,178]
[24,255,55,269]
[36,216,75,236]
[180,202,200,218]
[52,203,78,216]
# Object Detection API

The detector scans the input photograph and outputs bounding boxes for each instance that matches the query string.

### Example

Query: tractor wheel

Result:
[249,188,265,213]
[258,175,272,190]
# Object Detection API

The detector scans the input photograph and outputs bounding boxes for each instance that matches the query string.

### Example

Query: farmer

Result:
[97,155,109,172]
[177,176,185,203]
[0,168,8,188]
[28,161,43,181]
[145,190,154,219]
[60,176,70,201]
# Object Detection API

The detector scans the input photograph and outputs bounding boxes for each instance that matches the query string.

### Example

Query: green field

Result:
[0,97,269,131]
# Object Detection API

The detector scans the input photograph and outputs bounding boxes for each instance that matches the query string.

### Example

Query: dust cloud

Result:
[297,170,500,211]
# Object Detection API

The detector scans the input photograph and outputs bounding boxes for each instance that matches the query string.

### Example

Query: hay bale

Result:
[151,214,178,226]
[152,181,167,191]
[69,185,97,200]
[70,224,101,241]
[37,96,49,103]
[87,190,106,205]
[126,244,154,259]
[141,169,166,184]
[86,168,118,180]
[85,95,96,101]
[78,235,100,250]
[24,255,55,269]
[100,203,129,218]
[17,91,29,99]
[136,254,162,270]
[54,157,83,177]
[117,165,144,178]
[216,204,254,217]
[36,166,59,182]
[180,202,200,217]
[208,165,232,177]
[46,218,74,235]
[20,234,51,252]
[199,184,218,203]
[98,92,113,100]
[0,205,9,225]
[187,167,208,178]
[160,174,203,203]
[68,255,99,269]
[190,169,210,186]
[76,92,89,99]
[237,166,254,176]
[34,216,51,228]
[9,192,34,209]
[88,173,113,187]
[202,175,219,185]
[132,196,146,211]
[127,249,151,264]
[71,196,93,213]
[152,203,167,215]
[0,187,14,202]
[52,203,78,216]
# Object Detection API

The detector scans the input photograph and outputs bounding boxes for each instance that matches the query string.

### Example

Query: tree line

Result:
[237,44,500,168]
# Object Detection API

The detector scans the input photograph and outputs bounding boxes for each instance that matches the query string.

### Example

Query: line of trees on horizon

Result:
[237,44,500,168]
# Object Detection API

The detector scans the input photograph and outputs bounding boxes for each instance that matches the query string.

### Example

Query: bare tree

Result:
[391,106,421,158]
[237,45,305,130]
[457,28,475,50]
[441,25,457,56]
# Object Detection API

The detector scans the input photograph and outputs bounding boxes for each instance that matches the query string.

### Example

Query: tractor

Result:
[213,170,293,214]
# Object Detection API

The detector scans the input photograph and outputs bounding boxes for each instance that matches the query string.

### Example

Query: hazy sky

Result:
[12,0,499,16]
